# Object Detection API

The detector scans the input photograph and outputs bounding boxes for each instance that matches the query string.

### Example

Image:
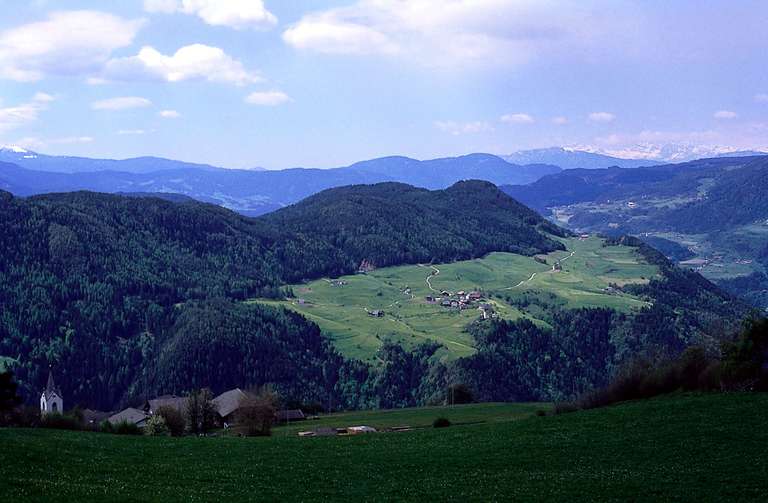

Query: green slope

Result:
[1,393,766,502]
[257,236,658,361]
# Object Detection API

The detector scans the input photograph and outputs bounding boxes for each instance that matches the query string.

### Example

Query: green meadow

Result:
[256,237,659,362]
[1,393,766,502]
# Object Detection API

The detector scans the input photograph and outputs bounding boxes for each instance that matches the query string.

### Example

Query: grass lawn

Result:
[255,237,658,362]
[1,393,766,502]
[271,401,545,435]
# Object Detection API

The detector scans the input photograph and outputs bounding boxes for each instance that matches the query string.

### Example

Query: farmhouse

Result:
[108,407,149,427]
[82,409,112,429]
[212,388,254,424]
[144,395,188,415]
[368,309,385,317]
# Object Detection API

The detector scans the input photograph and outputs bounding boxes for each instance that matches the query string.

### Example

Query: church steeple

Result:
[41,367,63,415]
[46,369,56,395]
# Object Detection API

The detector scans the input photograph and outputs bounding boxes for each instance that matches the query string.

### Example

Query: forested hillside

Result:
[0,182,566,408]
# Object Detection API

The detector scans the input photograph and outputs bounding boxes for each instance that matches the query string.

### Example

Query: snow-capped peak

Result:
[0,145,29,154]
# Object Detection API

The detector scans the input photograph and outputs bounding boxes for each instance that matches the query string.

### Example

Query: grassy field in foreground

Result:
[271,401,544,435]
[256,237,658,362]
[1,393,766,502]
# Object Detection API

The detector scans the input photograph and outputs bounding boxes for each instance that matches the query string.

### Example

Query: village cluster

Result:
[39,371,389,437]
[40,371,305,432]
[425,290,497,319]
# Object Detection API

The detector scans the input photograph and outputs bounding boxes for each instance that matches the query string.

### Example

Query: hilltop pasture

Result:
[258,237,659,361]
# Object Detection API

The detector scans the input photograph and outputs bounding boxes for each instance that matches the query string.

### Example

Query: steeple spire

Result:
[46,367,55,395]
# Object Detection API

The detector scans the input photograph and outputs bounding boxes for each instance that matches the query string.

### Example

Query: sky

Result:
[0,0,767,169]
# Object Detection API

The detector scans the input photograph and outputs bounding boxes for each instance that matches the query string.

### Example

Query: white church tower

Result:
[40,370,63,415]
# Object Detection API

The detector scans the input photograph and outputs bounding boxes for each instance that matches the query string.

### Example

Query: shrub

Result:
[0,371,22,426]
[145,415,170,436]
[433,417,451,428]
[156,406,186,437]
[238,387,279,437]
[722,318,768,391]
[40,413,82,431]
[99,419,114,433]
[186,389,217,434]
[114,420,142,435]
[535,409,547,417]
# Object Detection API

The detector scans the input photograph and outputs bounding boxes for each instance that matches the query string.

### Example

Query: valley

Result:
[503,155,768,311]
[258,237,658,362]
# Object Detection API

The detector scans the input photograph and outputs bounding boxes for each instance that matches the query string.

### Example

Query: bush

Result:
[40,413,82,431]
[156,406,186,437]
[114,420,142,435]
[186,389,217,434]
[238,387,279,437]
[145,415,170,436]
[433,417,451,428]
[722,318,768,391]
[99,419,114,433]
[0,371,22,426]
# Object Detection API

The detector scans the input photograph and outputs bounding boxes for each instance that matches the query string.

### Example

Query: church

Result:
[40,370,63,415]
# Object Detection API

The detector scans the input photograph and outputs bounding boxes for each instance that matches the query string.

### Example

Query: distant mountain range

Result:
[503,147,663,169]
[2,144,765,217]
[0,150,561,215]
[0,146,232,174]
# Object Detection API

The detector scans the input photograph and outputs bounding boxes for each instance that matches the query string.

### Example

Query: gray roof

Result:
[108,407,148,426]
[212,388,253,418]
[147,395,188,414]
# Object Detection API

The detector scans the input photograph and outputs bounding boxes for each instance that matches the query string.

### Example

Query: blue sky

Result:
[1,0,767,169]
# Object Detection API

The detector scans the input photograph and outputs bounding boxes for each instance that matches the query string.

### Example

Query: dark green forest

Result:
[0,183,750,411]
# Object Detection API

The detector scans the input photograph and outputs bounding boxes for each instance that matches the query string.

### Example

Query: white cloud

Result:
[104,44,261,86]
[756,93,768,103]
[144,0,277,30]
[714,110,737,120]
[143,0,179,14]
[435,120,494,136]
[117,129,146,135]
[51,136,94,144]
[92,97,152,111]
[32,92,55,103]
[282,0,630,68]
[500,113,534,124]
[0,11,143,81]
[283,14,398,55]
[552,116,568,125]
[0,94,51,133]
[588,112,616,123]
[159,110,181,119]
[10,136,94,150]
[244,91,292,106]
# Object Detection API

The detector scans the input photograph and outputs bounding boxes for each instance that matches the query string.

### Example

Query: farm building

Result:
[108,407,149,427]
[212,388,255,424]
[144,395,188,415]
[368,310,385,317]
